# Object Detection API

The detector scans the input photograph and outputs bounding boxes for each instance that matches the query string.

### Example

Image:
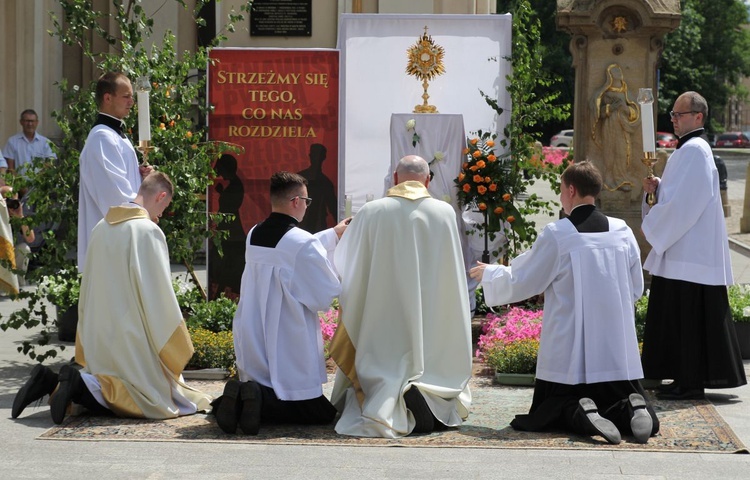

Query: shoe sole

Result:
[578,398,621,445]
[12,364,46,419]
[215,380,241,434]
[239,381,262,435]
[628,394,653,444]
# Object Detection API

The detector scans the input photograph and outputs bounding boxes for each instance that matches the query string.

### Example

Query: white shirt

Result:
[481,216,644,385]
[642,136,733,285]
[2,132,56,175]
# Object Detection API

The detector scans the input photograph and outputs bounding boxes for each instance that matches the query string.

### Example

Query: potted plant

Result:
[727,284,750,359]
[37,270,82,343]
[476,306,542,385]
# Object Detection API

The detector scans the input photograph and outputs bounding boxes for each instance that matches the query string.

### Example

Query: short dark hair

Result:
[681,91,709,125]
[270,171,307,204]
[140,171,174,198]
[20,109,38,120]
[561,161,602,198]
[95,72,130,107]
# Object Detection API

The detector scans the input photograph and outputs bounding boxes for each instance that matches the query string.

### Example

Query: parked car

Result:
[656,131,677,148]
[550,129,574,148]
[715,132,750,148]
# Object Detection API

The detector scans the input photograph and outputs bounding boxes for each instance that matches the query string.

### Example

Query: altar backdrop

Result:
[207,48,339,299]
[337,13,512,212]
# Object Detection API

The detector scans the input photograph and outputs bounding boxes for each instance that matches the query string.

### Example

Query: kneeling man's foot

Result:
[628,393,653,444]
[656,387,704,400]
[215,380,242,434]
[12,364,58,419]
[404,385,434,434]
[50,365,84,425]
[239,381,262,435]
[575,397,621,445]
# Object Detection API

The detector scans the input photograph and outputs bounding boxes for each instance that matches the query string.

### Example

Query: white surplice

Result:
[481,217,644,385]
[77,205,212,418]
[641,136,732,286]
[330,181,472,438]
[233,227,341,401]
[77,123,141,271]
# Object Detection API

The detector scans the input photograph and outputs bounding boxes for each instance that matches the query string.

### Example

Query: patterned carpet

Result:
[38,376,748,453]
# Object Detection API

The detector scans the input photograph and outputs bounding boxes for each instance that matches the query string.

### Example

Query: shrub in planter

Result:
[486,338,539,374]
[184,294,237,333]
[187,327,236,375]
[728,284,750,323]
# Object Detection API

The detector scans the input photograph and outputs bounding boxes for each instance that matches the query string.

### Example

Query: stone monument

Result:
[556,0,681,257]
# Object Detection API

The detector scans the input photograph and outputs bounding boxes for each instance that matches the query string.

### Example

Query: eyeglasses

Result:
[290,196,313,207]
[669,110,699,119]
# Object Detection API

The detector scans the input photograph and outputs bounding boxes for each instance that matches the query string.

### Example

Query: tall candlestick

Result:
[637,88,655,153]
[135,76,152,143]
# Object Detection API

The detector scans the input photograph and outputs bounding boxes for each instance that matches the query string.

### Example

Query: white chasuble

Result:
[77,205,212,418]
[481,218,644,385]
[77,125,141,271]
[330,181,472,438]
[233,227,341,401]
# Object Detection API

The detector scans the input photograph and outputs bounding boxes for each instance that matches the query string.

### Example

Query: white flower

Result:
[433,151,444,162]
[405,119,416,131]
[743,306,750,318]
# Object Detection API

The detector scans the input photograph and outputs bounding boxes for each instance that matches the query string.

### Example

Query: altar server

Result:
[215,171,348,435]
[330,155,472,438]
[471,161,658,444]
[13,172,212,423]
[77,72,153,271]
[641,91,746,400]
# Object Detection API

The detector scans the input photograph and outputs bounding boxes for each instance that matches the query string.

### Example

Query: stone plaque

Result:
[250,0,312,37]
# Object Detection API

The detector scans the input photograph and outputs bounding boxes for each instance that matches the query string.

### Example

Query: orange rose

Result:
[473,174,483,183]
[462,162,469,169]
[472,150,482,158]
[471,138,479,145]
[507,215,515,223]
[478,202,487,211]
[486,140,495,147]
[191,144,198,150]
[186,131,193,138]
[463,184,471,193]
[458,172,465,182]
[484,176,491,183]
[489,183,498,192]
[494,206,504,214]
[159,123,166,130]
[462,148,470,155]
[469,165,479,172]
[476,160,486,168]
[502,193,511,201]
[477,185,488,195]
[487,154,497,162]
[169,120,175,127]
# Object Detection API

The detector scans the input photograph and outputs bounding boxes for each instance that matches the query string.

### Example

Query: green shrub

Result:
[486,338,539,374]
[728,284,750,323]
[634,293,649,342]
[184,295,237,333]
[188,327,235,374]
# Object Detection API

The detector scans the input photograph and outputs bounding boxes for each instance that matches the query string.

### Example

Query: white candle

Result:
[135,76,152,143]
[637,88,655,153]
[344,194,352,217]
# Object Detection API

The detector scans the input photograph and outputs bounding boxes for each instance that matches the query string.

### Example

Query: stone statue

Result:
[591,64,640,191]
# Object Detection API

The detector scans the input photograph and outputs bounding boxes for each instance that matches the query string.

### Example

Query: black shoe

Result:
[50,365,84,425]
[628,393,653,444]
[656,387,704,400]
[404,385,434,434]
[215,380,242,434]
[238,381,262,435]
[575,398,621,445]
[12,364,58,419]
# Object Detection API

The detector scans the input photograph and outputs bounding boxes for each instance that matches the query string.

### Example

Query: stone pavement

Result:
[3,212,750,479]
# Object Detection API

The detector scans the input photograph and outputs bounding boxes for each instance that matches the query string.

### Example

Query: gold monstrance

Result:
[406,26,445,113]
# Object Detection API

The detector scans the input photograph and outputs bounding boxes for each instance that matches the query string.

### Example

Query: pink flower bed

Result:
[541,146,569,166]
[476,306,543,360]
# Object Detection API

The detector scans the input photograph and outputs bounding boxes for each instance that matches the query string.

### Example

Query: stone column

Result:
[556,0,680,259]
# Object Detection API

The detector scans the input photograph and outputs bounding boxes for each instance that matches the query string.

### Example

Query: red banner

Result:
[207,48,339,299]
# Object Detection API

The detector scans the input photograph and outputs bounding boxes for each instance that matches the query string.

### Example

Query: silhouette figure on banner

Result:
[298,144,337,233]
[211,154,246,299]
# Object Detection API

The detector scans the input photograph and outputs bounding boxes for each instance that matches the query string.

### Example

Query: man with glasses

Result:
[641,91,746,400]
[77,72,153,272]
[2,109,56,178]
[215,171,349,435]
